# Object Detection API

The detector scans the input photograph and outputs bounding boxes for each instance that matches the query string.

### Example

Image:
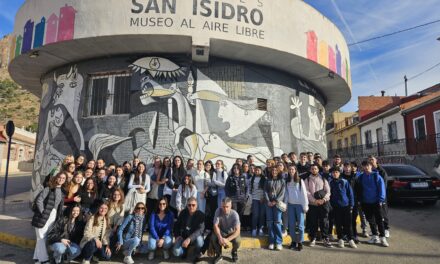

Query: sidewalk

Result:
[0,192,354,250]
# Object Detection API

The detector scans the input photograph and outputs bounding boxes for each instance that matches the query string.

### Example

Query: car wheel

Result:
[423,200,437,206]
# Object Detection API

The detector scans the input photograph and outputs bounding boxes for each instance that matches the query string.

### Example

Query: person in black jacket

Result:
[98,174,117,202]
[225,164,247,219]
[172,197,205,262]
[32,172,66,264]
[47,205,85,263]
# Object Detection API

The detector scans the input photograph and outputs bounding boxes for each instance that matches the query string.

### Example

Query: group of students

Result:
[31,152,390,264]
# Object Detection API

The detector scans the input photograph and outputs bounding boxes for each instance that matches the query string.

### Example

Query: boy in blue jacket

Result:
[356,161,389,247]
[330,167,356,249]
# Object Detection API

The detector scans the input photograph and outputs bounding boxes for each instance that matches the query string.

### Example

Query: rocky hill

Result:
[0,34,40,131]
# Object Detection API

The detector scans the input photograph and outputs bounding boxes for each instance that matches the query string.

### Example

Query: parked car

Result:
[382,164,440,205]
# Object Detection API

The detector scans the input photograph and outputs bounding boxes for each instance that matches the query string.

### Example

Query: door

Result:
[434,111,440,153]
[376,128,384,155]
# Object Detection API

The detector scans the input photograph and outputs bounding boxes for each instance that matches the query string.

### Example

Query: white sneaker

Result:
[252,229,257,237]
[275,244,283,251]
[348,240,357,249]
[163,250,170,260]
[368,235,380,244]
[124,255,134,264]
[380,237,389,247]
[81,260,90,264]
[309,239,316,247]
[282,230,288,237]
[258,228,264,236]
[385,230,390,238]
[337,239,344,248]
[268,244,274,250]
[148,251,155,260]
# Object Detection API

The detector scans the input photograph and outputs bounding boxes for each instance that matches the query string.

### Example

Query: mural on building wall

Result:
[32,57,327,191]
[306,30,350,83]
[10,4,76,62]
[33,66,84,192]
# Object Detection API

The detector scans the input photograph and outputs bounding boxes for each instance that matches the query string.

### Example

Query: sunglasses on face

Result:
[187,204,196,207]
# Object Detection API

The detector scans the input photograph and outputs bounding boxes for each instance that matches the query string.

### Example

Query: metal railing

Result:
[328,133,440,159]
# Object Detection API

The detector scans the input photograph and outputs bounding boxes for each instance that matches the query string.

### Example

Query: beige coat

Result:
[80,215,111,248]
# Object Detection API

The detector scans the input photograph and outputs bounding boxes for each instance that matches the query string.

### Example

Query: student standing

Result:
[356,161,389,247]
[285,165,308,251]
[264,167,286,251]
[329,167,357,249]
[32,172,66,264]
[192,160,210,213]
[250,166,266,237]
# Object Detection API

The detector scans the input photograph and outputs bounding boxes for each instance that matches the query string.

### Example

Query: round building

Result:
[8,0,351,190]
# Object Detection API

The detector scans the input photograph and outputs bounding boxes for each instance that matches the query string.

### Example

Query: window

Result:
[337,139,342,150]
[387,121,398,142]
[86,73,131,116]
[344,138,348,148]
[413,116,426,140]
[257,98,268,111]
[365,130,372,148]
[350,134,357,146]
[328,140,333,150]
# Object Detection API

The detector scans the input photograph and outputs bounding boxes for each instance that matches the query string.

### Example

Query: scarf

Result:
[133,214,144,239]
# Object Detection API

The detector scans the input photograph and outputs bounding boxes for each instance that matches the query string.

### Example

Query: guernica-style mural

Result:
[33,56,327,191]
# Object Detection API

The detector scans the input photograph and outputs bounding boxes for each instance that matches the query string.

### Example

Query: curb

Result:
[0,232,36,249]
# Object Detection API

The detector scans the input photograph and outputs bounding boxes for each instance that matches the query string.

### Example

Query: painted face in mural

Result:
[51,107,64,127]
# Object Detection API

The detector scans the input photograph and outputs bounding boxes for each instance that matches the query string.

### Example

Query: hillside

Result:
[0,68,40,131]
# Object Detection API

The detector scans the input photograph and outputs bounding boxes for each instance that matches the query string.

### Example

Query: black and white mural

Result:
[33,56,326,191]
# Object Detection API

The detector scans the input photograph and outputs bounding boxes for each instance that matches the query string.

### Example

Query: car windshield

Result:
[383,165,425,176]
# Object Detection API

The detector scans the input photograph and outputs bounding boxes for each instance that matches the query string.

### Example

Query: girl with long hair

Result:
[213,159,228,207]
[98,174,117,202]
[264,167,286,251]
[204,160,217,231]
[147,157,162,221]
[147,197,174,260]
[116,202,147,264]
[192,160,210,213]
[285,164,308,251]
[176,174,197,215]
[250,166,266,237]
[75,155,86,172]
[125,162,150,213]
[32,172,66,263]
[64,172,83,213]
[80,202,112,263]
[78,178,99,217]
[47,205,85,263]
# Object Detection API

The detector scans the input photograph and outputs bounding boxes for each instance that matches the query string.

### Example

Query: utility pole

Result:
[404,75,408,96]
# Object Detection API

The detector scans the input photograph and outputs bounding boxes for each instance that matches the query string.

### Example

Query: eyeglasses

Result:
[135,207,145,210]
[187,204,197,207]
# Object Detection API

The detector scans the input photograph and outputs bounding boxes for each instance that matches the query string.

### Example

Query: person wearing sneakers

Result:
[264,166,286,251]
[305,164,332,248]
[172,197,205,263]
[356,161,389,247]
[285,164,308,251]
[116,202,147,264]
[250,166,266,237]
[329,167,357,249]
[211,197,242,263]
[147,197,174,261]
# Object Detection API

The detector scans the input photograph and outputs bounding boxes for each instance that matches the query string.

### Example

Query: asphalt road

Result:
[0,173,31,198]
[1,201,439,264]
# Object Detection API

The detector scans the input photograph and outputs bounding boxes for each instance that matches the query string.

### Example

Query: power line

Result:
[348,19,440,46]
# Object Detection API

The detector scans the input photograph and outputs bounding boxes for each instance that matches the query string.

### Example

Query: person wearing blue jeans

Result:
[213,160,228,207]
[116,202,147,264]
[172,197,205,262]
[47,205,85,264]
[250,166,266,237]
[264,167,286,250]
[147,197,174,260]
[285,164,308,251]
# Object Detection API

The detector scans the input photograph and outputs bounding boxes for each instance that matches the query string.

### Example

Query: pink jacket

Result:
[305,174,330,205]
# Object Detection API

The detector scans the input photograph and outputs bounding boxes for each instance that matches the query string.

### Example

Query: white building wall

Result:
[360,111,405,145]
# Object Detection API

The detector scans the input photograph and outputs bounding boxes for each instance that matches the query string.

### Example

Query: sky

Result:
[1,0,440,112]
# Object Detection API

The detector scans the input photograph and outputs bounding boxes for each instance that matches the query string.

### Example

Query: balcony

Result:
[328,133,440,159]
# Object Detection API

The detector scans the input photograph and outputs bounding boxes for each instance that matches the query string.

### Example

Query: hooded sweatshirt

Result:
[356,171,386,204]
[330,177,354,208]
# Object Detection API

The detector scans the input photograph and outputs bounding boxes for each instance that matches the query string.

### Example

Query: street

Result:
[1,201,439,264]
[0,173,31,197]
